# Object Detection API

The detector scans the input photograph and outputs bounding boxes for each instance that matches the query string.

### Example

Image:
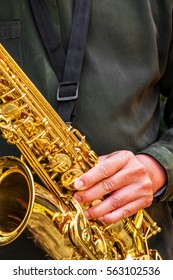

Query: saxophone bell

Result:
[0,156,34,246]
[0,156,107,259]
[0,156,87,259]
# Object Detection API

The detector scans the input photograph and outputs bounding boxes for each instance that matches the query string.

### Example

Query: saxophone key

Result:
[49,153,72,173]
[61,168,83,190]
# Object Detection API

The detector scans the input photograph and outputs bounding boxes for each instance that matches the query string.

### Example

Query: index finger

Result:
[74,151,130,190]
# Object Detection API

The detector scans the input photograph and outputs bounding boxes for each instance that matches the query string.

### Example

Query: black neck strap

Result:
[30,0,91,124]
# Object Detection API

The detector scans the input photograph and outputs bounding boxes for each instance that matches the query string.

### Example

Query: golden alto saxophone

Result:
[0,44,162,260]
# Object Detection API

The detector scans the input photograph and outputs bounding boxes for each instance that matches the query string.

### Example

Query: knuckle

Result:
[135,164,147,175]
[146,180,153,191]
[102,178,114,193]
[130,162,148,177]
[126,150,134,157]
[143,196,153,207]
[110,195,122,209]
[123,150,134,159]
[122,208,131,218]
[99,162,111,178]
[141,178,153,191]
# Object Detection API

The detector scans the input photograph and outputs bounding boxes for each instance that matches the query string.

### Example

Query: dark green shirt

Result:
[1,0,173,259]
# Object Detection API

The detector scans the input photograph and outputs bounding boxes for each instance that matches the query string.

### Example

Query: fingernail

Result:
[74,179,84,190]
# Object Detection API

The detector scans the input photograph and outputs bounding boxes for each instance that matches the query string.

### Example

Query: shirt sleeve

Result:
[141,24,173,203]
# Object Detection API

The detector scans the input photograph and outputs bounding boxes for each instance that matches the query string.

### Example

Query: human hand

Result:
[73,150,167,224]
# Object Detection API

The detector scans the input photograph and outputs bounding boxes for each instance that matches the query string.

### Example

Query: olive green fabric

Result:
[1,0,173,259]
